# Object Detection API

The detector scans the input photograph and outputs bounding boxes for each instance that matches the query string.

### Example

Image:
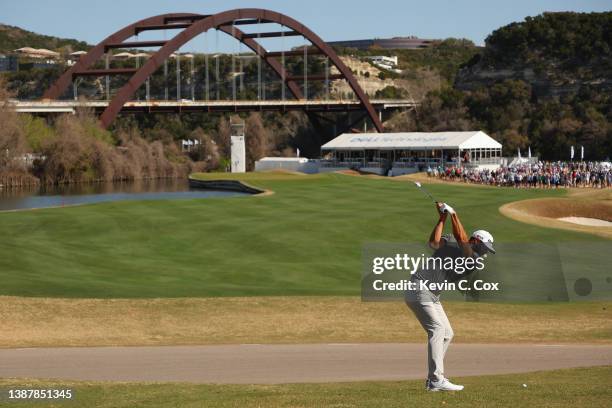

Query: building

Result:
[69,50,87,58]
[328,36,435,50]
[12,47,59,70]
[112,52,135,60]
[254,157,319,174]
[13,47,59,59]
[367,56,398,67]
[0,54,18,72]
[66,50,87,66]
[366,55,401,73]
[320,131,502,176]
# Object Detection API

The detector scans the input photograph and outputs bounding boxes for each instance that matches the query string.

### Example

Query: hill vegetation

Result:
[482,12,611,70]
[388,12,612,160]
[456,12,612,95]
[0,23,90,54]
[335,38,479,85]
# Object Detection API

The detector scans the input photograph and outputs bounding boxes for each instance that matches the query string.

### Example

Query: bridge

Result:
[12,99,415,115]
[33,9,417,132]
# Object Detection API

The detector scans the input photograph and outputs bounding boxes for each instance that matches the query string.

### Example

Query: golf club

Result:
[413,181,437,203]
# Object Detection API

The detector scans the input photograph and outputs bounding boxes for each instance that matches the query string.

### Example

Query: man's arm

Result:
[449,210,474,257]
[428,203,447,249]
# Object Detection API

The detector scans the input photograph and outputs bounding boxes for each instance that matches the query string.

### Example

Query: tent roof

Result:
[14,47,59,57]
[321,131,502,151]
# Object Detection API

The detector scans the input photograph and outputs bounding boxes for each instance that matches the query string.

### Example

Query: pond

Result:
[0,179,246,211]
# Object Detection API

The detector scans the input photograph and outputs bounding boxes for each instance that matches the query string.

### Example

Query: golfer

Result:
[406,201,495,392]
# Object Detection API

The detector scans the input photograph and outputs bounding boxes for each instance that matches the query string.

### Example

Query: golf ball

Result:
[522,384,527,388]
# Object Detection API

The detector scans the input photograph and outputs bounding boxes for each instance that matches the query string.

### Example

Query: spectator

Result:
[426,161,612,189]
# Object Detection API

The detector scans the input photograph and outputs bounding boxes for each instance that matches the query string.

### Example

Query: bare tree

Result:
[245,112,270,170]
[0,77,27,172]
[214,116,231,158]
[189,127,220,170]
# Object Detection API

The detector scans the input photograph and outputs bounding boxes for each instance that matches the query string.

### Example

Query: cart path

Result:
[1,343,610,384]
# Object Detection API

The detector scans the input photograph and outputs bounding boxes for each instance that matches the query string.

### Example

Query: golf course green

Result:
[0,172,601,298]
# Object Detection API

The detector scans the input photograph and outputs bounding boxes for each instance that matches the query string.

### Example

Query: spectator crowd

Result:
[427,161,612,188]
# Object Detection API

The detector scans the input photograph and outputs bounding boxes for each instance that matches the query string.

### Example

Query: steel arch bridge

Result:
[44,9,385,132]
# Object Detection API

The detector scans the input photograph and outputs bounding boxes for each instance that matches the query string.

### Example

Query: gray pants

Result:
[407,300,454,382]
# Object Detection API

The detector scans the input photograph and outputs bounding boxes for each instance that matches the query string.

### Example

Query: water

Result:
[0,179,246,211]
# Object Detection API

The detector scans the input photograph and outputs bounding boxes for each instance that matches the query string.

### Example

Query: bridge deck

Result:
[11,99,416,114]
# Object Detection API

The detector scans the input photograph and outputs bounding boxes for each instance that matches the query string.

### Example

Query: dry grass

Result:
[0,296,609,348]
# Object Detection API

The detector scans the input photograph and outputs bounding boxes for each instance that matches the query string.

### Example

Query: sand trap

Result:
[500,197,612,239]
[558,217,612,227]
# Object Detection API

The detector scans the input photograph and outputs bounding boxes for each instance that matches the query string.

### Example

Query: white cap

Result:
[471,230,495,254]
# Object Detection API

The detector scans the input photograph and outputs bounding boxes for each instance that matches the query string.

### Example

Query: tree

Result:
[38,114,93,183]
[189,127,220,170]
[416,88,473,132]
[0,77,28,172]
[384,110,417,132]
[375,86,408,99]
[214,116,231,158]
[500,129,529,152]
[245,112,270,170]
[20,115,55,151]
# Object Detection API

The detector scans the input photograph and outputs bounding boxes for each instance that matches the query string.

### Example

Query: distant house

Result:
[112,52,135,60]
[69,50,87,59]
[12,47,59,69]
[13,47,60,59]
[112,52,151,62]
[66,50,87,66]
[366,55,401,72]
[0,54,18,72]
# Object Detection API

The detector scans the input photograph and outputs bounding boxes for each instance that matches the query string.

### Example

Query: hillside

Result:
[0,22,479,103]
[455,12,612,96]
[391,12,612,160]
[0,23,90,54]
[333,38,479,99]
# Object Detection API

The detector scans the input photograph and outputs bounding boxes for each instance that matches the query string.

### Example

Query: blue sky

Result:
[1,0,609,50]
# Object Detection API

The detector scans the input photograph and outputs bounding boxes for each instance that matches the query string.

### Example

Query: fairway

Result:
[1,366,609,408]
[0,172,599,298]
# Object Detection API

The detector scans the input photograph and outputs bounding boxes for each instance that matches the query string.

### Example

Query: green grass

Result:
[0,172,601,298]
[1,366,610,407]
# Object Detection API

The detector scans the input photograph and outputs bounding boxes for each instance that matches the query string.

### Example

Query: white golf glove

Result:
[439,202,455,215]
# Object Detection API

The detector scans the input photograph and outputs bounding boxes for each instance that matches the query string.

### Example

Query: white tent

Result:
[320,131,502,175]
